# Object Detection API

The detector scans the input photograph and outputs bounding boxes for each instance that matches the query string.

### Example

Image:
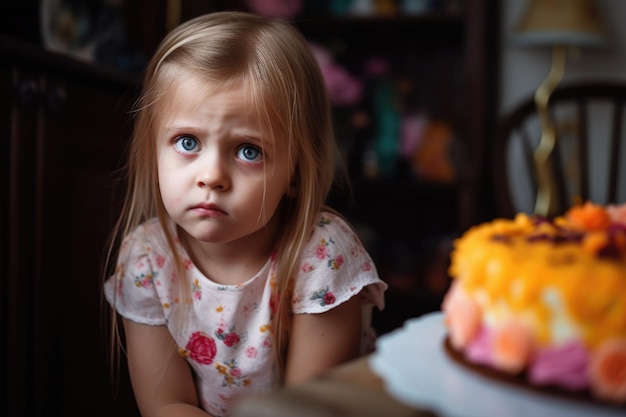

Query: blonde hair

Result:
[105,11,342,376]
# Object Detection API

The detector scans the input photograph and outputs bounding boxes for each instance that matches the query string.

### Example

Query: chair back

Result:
[493,81,626,218]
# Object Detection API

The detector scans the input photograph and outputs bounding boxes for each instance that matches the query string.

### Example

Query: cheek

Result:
[157,155,183,204]
[156,157,168,194]
[260,171,292,209]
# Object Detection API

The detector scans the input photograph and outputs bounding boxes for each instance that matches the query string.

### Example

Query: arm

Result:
[283,295,362,385]
[122,319,214,417]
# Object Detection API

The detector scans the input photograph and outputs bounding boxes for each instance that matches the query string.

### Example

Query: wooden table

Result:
[228,356,435,417]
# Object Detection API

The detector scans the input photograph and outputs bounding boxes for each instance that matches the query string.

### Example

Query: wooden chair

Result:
[493,81,626,219]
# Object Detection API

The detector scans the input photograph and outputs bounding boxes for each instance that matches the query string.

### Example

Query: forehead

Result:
[157,69,270,123]
[161,72,244,110]
[154,71,289,145]
[156,76,245,133]
[156,68,288,136]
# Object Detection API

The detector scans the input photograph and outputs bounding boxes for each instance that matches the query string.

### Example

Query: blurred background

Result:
[1,0,625,416]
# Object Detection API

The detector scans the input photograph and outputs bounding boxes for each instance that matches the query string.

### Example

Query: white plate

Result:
[370,312,624,417]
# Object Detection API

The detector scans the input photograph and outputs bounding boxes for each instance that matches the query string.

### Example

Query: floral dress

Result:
[104,211,387,417]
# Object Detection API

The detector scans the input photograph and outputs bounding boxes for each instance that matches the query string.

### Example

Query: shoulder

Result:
[104,218,175,325]
[119,218,174,261]
[292,210,386,314]
[307,211,361,248]
[124,217,169,245]
[313,210,354,232]
[302,211,374,271]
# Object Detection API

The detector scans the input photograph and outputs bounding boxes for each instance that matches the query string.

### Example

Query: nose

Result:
[196,158,229,190]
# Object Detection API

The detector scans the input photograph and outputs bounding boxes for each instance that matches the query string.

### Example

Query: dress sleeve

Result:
[291,212,387,314]
[103,226,168,326]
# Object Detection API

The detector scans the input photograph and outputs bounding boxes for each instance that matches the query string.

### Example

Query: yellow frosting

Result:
[449,209,626,348]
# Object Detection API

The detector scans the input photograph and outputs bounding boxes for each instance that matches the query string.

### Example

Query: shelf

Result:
[294,14,464,49]
[328,178,459,241]
[0,35,137,89]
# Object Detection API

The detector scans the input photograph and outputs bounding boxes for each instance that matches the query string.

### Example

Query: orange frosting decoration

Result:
[491,320,533,374]
[589,338,626,403]
[566,201,612,231]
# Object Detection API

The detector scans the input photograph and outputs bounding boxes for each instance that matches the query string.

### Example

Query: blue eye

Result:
[238,145,262,162]
[174,136,199,153]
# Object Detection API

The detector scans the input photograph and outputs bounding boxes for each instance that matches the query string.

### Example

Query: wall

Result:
[498,0,626,213]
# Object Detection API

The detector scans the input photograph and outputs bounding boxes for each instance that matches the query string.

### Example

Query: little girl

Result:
[104,11,387,417]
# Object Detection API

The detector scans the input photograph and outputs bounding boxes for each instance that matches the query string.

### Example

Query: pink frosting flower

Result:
[589,338,626,403]
[442,281,481,350]
[528,341,589,390]
[607,204,626,226]
[465,326,493,366]
[491,320,533,374]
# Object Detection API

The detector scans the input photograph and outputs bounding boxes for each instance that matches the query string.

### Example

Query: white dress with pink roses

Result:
[104,211,387,417]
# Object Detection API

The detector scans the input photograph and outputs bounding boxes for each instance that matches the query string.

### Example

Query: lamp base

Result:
[533,44,567,217]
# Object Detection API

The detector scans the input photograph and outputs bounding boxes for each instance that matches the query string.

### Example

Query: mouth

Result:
[191,202,227,217]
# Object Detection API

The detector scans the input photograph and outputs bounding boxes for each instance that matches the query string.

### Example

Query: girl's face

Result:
[155,74,293,249]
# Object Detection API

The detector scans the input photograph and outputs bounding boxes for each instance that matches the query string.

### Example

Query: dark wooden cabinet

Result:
[1,36,140,417]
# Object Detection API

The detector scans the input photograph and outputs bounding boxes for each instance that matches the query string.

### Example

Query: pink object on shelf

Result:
[249,0,304,18]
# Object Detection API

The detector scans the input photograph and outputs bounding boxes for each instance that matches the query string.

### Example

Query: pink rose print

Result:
[184,258,193,270]
[310,287,336,307]
[324,292,336,305]
[224,333,240,347]
[183,332,217,365]
[315,245,329,259]
[246,346,258,358]
[301,262,315,272]
[155,254,166,268]
[216,327,244,348]
[362,261,372,272]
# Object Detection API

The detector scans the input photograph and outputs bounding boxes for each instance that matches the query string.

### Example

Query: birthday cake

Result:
[442,202,626,405]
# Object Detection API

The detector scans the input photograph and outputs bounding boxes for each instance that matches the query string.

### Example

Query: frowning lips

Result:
[191,202,227,217]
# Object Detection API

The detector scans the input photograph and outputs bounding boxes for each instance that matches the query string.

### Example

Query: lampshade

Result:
[512,0,607,47]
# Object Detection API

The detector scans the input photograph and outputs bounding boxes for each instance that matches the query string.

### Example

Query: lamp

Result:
[512,0,607,217]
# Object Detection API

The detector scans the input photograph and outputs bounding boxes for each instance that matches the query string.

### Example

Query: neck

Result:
[178,213,282,285]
